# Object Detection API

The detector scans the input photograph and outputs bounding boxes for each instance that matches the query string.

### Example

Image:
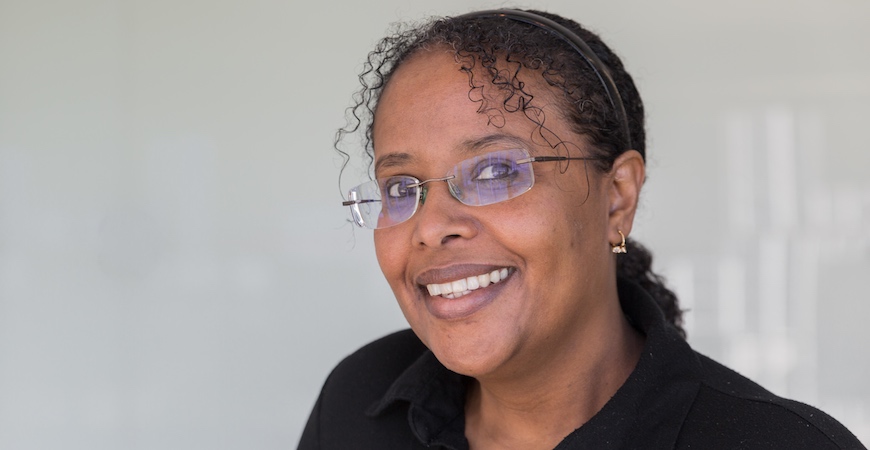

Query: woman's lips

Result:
[418,268,515,320]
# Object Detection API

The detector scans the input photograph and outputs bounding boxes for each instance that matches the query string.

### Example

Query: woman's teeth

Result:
[425,268,511,299]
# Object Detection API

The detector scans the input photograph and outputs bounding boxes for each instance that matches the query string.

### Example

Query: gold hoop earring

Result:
[612,230,627,254]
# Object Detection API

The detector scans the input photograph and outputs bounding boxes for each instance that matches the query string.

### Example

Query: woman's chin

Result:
[426,335,513,378]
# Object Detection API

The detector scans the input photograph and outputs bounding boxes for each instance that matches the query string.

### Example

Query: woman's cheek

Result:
[374,230,406,291]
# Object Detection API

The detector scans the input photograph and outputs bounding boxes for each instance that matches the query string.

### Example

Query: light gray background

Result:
[1,0,868,448]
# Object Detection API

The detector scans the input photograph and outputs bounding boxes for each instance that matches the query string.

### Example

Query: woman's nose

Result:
[410,180,478,248]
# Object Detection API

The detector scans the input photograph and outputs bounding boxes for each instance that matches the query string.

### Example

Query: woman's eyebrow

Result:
[374,135,527,174]
[461,134,527,152]
[374,152,413,175]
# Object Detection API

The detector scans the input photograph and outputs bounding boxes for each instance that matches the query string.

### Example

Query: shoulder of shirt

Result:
[301,333,435,449]
[679,351,865,449]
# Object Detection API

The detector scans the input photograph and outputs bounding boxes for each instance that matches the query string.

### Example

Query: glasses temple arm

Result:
[342,199,380,206]
[517,156,602,164]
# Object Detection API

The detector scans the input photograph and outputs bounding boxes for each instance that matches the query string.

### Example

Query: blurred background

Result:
[1,0,868,448]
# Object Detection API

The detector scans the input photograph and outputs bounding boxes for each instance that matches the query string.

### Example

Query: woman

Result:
[300,9,863,449]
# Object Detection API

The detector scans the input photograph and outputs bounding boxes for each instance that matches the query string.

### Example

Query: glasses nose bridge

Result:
[411,174,458,206]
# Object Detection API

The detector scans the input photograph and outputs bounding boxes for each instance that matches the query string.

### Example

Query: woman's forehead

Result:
[373,51,573,156]
[380,48,565,112]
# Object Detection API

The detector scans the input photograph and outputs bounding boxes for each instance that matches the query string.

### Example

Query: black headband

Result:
[454,9,633,152]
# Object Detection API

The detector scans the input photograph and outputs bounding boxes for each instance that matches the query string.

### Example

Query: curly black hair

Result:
[336,9,685,337]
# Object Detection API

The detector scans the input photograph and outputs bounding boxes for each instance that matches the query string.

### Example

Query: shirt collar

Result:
[366,348,468,447]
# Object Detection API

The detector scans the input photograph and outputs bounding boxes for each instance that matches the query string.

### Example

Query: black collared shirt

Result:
[299,279,865,449]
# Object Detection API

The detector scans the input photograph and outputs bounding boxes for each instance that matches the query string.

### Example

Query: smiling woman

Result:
[298,9,864,450]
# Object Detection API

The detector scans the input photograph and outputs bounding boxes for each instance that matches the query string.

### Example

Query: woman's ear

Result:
[607,150,645,244]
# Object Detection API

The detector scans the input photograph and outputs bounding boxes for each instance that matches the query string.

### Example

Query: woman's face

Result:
[371,50,628,379]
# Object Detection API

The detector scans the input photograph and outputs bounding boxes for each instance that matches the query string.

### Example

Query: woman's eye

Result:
[385,179,413,198]
[474,162,515,181]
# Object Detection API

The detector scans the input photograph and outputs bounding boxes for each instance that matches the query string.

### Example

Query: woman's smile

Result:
[412,264,516,320]
[418,266,516,320]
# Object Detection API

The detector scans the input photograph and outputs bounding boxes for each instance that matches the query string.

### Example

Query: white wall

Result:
[0,0,867,448]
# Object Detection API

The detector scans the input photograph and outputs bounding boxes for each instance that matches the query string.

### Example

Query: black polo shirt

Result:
[298,279,865,449]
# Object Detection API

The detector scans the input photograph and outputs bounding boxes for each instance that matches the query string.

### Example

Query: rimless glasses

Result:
[342,148,601,229]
